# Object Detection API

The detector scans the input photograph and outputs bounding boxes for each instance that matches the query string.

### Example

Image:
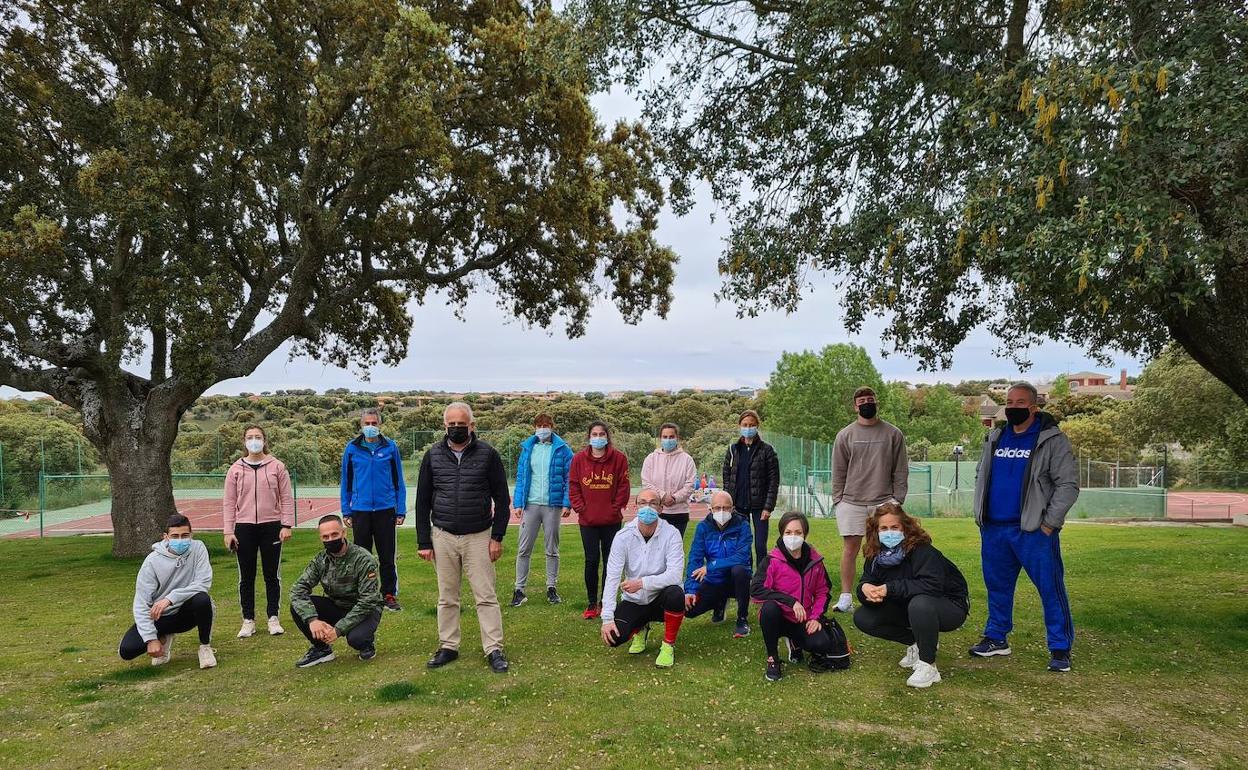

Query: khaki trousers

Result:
[431,526,504,655]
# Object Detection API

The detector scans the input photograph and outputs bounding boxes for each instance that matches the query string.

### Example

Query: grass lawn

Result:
[1,519,1245,769]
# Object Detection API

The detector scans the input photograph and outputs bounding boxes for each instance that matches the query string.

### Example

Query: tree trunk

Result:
[78,379,189,558]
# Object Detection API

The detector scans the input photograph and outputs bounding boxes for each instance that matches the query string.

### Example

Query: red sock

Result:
[663,611,684,644]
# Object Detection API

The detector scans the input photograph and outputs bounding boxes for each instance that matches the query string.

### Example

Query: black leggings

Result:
[351,508,398,597]
[758,599,836,660]
[235,521,283,619]
[686,565,751,622]
[741,508,769,567]
[853,595,968,664]
[659,513,689,538]
[580,523,620,605]
[118,591,214,660]
[608,585,685,647]
[289,596,382,651]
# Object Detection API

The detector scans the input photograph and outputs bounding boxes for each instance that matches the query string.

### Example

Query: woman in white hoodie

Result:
[118,514,216,669]
[640,423,697,538]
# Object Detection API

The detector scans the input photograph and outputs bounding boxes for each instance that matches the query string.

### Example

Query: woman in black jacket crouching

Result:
[853,502,969,688]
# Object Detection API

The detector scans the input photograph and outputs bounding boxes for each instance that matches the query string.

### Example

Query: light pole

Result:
[953,445,964,491]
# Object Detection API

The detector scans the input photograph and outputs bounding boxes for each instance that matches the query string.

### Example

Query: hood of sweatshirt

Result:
[583,445,622,464]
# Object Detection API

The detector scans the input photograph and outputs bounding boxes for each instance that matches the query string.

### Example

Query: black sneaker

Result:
[547,587,561,604]
[383,594,402,612]
[510,589,527,607]
[1047,650,1072,672]
[358,645,377,661]
[427,647,459,669]
[765,656,782,682]
[808,653,834,673]
[969,636,1012,657]
[295,645,335,668]
[786,638,804,664]
[487,649,510,674]
[733,620,751,638]
[711,606,726,624]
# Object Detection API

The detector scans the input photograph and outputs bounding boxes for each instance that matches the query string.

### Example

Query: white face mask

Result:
[782,534,804,551]
[712,511,731,526]
[245,438,264,454]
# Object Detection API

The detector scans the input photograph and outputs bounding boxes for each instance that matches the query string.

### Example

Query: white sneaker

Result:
[833,593,853,613]
[906,661,942,688]
[151,634,174,666]
[267,616,285,636]
[237,619,256,638]
[198,644,217,669]
[899,643,920,669]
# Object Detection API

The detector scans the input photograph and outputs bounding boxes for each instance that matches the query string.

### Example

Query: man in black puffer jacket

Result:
[416,402,512,674]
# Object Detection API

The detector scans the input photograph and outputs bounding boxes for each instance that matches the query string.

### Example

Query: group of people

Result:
[119,383,1080,688]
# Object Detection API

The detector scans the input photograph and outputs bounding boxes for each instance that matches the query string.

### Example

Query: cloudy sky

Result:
[5,89,1144,400]
[207,88,1141,396]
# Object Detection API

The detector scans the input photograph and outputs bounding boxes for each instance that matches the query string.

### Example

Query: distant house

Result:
[987,381,1011,393]
[1068,369,1135,401]
[967,395,1002,427]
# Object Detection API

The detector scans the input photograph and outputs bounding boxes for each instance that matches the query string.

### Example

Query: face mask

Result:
[858,402,878,419]
[782,534,804,551]
[589,437,608,450]
[740,426,758,439]
[362,425,381,439]
[245,438,264,454]
[879,530,905,549]
[167,538,191,555]
[636,506,659,525]
[712,511,731,526]
[660,438,678,452]
[535,427,552,441]
[1005,407,1032,426]
[323,537,345,555]
[446,426,470,444]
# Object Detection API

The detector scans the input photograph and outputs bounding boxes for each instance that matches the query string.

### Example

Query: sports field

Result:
[0,518,1244,769]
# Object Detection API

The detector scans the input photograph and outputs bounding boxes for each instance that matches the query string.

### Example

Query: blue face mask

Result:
[636,506,659,525]
[167,538,192,555]
[589,437,608,450]
[660,438,678,452]
[535,428,552,441]
[740,426,758,439]
[879,530,905,550]
[362,425,381,439]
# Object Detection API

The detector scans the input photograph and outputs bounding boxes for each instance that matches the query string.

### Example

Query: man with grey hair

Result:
[970,381,1079,673]
[339,407,406,612]
[415,402,513,673]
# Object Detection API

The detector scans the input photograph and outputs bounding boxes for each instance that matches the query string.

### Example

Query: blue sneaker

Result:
[1047,650,1072,672]
[969,636,1012,657]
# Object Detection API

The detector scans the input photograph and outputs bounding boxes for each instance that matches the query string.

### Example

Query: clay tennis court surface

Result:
[1165,491,1248,521]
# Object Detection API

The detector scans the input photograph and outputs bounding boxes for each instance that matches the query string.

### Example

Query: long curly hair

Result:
[862,501,931,558]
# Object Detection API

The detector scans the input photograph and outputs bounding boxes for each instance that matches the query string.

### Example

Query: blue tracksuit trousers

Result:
[980,523,1074,652]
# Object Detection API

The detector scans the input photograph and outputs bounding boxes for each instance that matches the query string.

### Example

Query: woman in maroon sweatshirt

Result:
[569,420,631,619]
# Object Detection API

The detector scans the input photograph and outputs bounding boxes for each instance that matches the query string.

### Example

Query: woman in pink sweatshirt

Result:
[641,422,697,537]
[222,424,295,638]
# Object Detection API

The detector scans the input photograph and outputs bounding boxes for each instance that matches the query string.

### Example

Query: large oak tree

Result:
[0,0,676,555]
[579,0,1248,401]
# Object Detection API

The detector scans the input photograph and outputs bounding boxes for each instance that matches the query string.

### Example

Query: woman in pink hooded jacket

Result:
[640,422,697,537]
[222,424,295,639]
[751,511,838,681]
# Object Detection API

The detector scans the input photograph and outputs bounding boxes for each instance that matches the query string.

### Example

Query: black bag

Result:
[809,615,852,671]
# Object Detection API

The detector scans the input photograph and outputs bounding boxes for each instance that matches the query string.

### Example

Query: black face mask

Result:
[323,537,345,555]
[1005,407,1033,426]
[446,426,470,444]
[858,402,878,419]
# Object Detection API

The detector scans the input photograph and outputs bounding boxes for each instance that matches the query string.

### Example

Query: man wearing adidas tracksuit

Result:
[971,382,1079,672]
